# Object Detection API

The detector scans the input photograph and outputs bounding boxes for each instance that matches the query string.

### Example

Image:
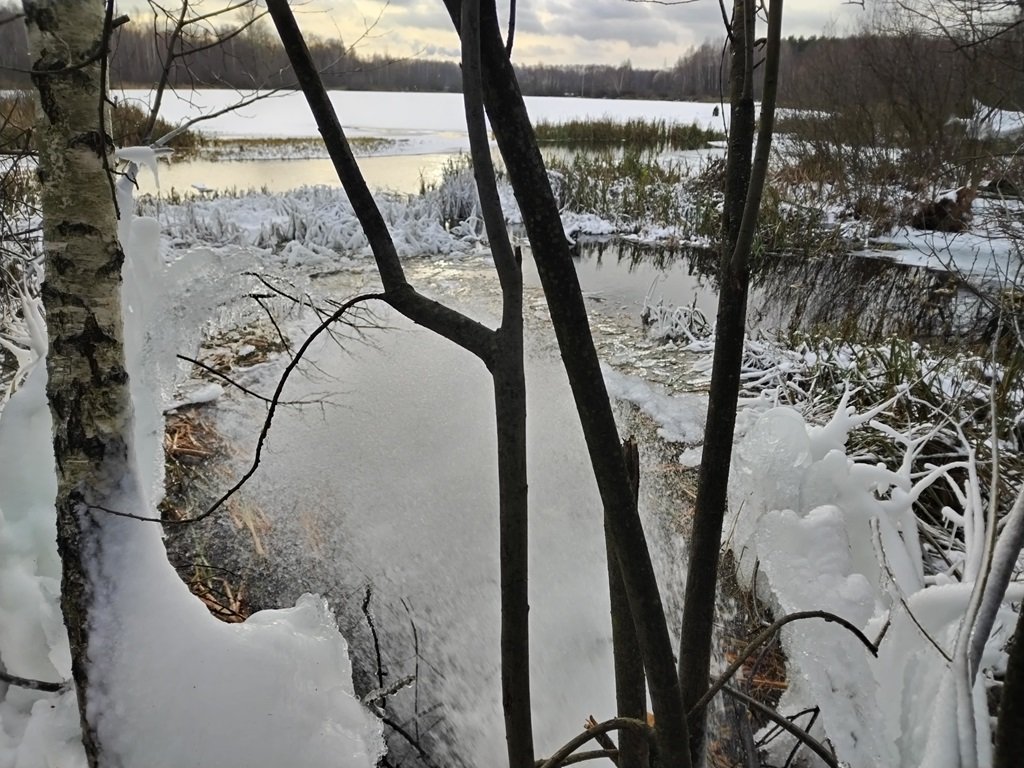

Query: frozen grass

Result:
[534,117,722,151]
[546,149,710,236]
[643,297,1024,562]
[198,136,396,162]
[138,182,487,264]
[639,293,1024,768]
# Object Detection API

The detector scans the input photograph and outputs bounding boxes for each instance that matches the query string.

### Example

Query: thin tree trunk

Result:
[23,1,130,764]
[606,438,649,768]
[266,4,536,766]
[440,3,692,766]
[460,1,533,765]
[994,603,1024,768]
[678,2,783,764]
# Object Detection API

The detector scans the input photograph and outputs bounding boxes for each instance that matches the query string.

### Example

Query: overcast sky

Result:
[295,1,866,68]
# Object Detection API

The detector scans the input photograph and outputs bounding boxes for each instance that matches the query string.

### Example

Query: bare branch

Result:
[0,669,69,693]
[538,718,650,768]
[689,609,878,718]
[174,354,308,406]
[722,685,840,768]
[91,292,386,525]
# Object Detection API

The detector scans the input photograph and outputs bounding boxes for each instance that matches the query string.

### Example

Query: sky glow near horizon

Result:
[291,0,864,69]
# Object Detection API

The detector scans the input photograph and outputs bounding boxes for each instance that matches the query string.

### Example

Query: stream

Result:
[183,234,996,766]
[200,257,694,767]
[149,122,1008,764]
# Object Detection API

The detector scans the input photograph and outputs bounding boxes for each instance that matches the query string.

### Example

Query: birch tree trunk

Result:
[23,2,130,764]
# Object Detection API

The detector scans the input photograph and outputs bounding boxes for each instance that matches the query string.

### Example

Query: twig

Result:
[250,295,292,352]
[689,610,878,718]
[362,585,386,695]
[873,520,953,663]
[538,717,650,768]
[585,715,620,763]
[722,685,839,768]
[361,674,414,707]
[175,354,305,405]
[0,669,69,693]
[378,713,443,768]
[401,597,422,742]
[536,750,620,767]
[782,707,820,768]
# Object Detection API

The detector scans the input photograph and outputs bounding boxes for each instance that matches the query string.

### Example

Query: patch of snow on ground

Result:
[0,165,384,768]
[727,403,1016,768]
[602,362,705,444]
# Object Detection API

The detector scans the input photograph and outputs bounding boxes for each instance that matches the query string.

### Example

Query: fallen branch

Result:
[0,669,69,693]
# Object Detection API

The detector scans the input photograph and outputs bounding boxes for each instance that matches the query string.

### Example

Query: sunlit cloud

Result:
[265,1,864,68]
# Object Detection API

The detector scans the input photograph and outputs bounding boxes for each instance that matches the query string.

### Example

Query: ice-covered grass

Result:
[0,155,384,767]
[638,295,1024,768]
[197,136,398,162]
[139,154,723,263]
[141,184,487,265]
[729,399,1022,768]
[534,117,722,151]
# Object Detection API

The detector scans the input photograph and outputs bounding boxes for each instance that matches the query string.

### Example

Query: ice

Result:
[116,146,168,188]
[728,403,1020,768]
[164,382,224,412]
[601,362,706,444]
[116,88,728,143]
[0,161,384,767]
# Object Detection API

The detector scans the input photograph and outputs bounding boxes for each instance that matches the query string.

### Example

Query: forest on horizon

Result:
[0,2,1021,114]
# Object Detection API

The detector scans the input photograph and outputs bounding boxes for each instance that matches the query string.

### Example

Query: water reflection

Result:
[565,238,1001,346]
[749,254,992,345]
[136,152,461,197]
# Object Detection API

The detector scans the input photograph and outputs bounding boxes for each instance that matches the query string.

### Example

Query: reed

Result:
[534,117,722,151]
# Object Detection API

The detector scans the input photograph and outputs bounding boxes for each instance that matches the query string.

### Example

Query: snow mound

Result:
[0,154,383,768]
[729,403,1017,768]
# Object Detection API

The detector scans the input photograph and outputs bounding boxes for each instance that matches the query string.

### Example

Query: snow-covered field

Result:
[128,88,726,196]
[117,88,728,144]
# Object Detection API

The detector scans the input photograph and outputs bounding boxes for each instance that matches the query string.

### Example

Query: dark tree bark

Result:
[460,1,533,764]
[265,2,535,766]
[606,438,649,768]
[440,3,691,766]
[995,604,1024,768]
[677,1,784,763]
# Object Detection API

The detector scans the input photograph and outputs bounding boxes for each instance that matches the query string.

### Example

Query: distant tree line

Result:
[0,2,1020,113]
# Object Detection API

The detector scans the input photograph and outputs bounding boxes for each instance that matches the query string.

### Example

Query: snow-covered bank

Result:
[0,165,384,767]
[617,301,1024,768]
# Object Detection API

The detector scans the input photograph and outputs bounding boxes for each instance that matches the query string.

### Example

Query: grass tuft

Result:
[535,117,722,151]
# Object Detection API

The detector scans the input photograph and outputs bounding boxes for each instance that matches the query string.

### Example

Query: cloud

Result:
[324,0,864,69]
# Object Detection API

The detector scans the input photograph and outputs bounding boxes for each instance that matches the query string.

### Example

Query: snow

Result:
[117,88,728,146]
[602,362,705,444]
[4,86,1022,768]
[164,382,224,412]
[725,402,1019,768]
[0,155,383,767]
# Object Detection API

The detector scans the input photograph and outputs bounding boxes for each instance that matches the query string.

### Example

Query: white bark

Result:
[23,1,132,764]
